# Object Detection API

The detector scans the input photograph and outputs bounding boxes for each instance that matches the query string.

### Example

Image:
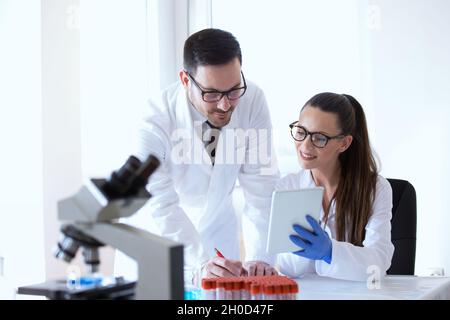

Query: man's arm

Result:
[136,102,209,283]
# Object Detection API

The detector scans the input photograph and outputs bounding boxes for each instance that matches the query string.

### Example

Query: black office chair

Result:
[386,179,417,275]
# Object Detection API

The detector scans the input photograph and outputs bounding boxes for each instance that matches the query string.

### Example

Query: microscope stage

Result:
[18,277,136,300]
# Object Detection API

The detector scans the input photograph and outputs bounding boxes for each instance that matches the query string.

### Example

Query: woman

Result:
[276,92,394,281]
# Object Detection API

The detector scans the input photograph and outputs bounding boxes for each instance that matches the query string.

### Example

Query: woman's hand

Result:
[289,215,333,264]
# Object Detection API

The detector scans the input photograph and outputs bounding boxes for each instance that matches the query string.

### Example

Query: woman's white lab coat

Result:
[118,81,279,281]
[276,169,395,281]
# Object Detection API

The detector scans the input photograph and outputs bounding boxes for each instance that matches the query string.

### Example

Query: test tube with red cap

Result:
[201,278,217,300]
[290,283,299,300]
[202,274,298,300]
[224,280,233,300]
[263,284,275,300]
[233,280,240,300]
[242,279,251,300]
[274,284,283,300]
[216,279,226,300]
[250,283,262,300]
[280,284,288,300]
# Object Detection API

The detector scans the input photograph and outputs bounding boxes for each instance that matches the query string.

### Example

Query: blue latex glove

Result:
[289,215,333,264]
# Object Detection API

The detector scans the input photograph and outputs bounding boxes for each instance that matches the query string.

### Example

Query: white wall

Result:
[80,0,149,178]
[40,0,87,281]
[367,0,450,276]
[80,0,192,179]
[0,0,45,291]
[212,0,367,174]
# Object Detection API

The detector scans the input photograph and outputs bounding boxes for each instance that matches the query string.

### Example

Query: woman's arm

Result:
[315,176,395,281]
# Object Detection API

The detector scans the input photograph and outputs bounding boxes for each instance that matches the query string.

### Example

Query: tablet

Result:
[266,187,324,254]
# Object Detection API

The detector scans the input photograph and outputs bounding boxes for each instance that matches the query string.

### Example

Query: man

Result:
[129,28,279,284]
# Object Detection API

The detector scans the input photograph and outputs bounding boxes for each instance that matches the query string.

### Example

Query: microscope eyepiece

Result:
[113,155,141,185]
[125,155,160,195]
[135,154,160,181]
[101,154,160,199]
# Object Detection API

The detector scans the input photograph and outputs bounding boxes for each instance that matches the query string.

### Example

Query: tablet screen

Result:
[266,187,324,254]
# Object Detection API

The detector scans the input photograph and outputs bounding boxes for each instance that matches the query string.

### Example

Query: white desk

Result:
[296,274,450,300]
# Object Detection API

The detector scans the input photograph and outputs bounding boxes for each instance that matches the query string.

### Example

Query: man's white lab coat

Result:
[118,80,279,282]
[276,169,395,281]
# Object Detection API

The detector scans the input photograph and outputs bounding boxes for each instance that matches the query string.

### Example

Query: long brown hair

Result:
[301,93,378,246]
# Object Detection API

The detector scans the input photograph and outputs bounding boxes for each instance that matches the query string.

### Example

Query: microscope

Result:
[18,155,184,299]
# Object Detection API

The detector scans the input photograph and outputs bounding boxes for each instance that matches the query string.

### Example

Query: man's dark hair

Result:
[183,28,242,75]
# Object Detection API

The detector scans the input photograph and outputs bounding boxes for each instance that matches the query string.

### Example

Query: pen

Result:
[214,247,225,258]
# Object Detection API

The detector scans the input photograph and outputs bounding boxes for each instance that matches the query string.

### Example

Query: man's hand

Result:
[202,257,244,278]
[243,261,278,276]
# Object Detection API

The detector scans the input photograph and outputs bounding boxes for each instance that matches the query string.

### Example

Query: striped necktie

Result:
[203,120,220,165]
